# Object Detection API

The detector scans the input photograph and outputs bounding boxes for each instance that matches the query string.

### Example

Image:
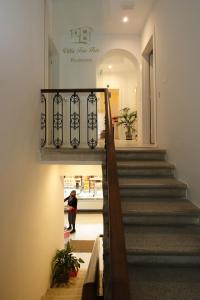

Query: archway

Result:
[96,49,141,143]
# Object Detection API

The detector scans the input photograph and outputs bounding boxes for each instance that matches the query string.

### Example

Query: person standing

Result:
[64,190,77,233]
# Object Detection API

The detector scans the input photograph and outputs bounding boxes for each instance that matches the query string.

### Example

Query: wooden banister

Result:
[104,89,131,300]
[41,88,107,93]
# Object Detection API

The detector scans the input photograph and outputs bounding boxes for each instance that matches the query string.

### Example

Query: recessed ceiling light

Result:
[123,16,129,23]
[108,65,112,69]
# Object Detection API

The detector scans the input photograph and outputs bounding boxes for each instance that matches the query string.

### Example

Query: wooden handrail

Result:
[41,88,107,93]
[104,89,131,300]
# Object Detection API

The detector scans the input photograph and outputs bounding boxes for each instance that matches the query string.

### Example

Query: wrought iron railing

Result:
[41,89,105,149]
[41,93,47,147]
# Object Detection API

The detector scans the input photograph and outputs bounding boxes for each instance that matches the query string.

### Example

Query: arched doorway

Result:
[96,49,141,144]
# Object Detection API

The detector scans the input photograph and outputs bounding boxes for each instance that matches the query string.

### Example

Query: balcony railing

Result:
[41,89,106,149]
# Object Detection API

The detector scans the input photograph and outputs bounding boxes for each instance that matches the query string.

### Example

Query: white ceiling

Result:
[51,0,157,35]
[101,0,157,34]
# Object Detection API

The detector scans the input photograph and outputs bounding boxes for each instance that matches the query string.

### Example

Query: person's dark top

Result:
[64,195,77,209]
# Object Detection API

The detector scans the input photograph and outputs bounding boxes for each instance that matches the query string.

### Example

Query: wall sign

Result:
[70,26,92,45]
[63,26,100,62]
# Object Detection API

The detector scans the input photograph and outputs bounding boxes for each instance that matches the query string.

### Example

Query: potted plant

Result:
[51,241,84,287]
[117,107,137,140]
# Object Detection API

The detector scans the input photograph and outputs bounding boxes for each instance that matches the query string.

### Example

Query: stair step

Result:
[116,148,166,161]
[104,200,200,225]
[46,288,82,296]
[44,271,86,299]
[120,197,189,202]
[122,199,199,214]
[125,225,200,265]
[129,265,200,300]
[103,161,175,177]
[118,178,187,198]
[117,160,173,168]
[42,296,80,300]
[118,170,174,177]
[121,200,200,225]
[103,179,187,198]
[50,279,85,288]
[119,178,186,188]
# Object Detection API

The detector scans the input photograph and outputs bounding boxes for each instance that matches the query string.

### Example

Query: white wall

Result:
[58,34,140,88]
[44,0,142,144]
[97,70,138,139]
[98,71,137,109]
[0,1,64,300]
[58,34,139,88]
[141,0,200,206]
[48,0,141,88]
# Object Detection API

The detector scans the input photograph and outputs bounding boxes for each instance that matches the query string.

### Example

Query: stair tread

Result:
[128,265,200,300]
[121,197,188,202]
[43,297,81,300]
[116,148,166,153]
[125,225,200,255]
[117,161,174,169]
[46,292,82,297]
[46,271,86,298]
[122,200,200,216]
[119,177,186,188]
[47,288,82,293]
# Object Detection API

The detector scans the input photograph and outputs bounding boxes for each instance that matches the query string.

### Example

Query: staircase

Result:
[103,148,200,300]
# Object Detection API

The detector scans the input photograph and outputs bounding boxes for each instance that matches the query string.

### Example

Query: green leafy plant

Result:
[51,241,84,287]
[117,107,137,140]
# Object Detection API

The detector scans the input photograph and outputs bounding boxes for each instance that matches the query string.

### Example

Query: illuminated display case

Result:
[64,175,103,199]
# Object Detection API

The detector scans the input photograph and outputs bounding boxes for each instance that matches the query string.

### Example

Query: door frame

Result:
[142,34,157,144]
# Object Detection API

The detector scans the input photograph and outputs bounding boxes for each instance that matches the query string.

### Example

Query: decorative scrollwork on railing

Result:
[53,93,63,148]
[70,92,80,148]
[87,92,98,149]
[41,93,47,147]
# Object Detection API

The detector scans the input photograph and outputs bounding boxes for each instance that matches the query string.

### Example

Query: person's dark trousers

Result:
[68,211,76,230]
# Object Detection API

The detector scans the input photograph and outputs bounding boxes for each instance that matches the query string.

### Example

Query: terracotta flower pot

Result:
[68,270,78,277]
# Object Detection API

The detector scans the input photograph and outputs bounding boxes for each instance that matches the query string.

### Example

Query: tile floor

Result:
[64,212,103,240]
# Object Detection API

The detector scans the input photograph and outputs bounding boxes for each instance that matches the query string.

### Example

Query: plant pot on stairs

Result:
[125,128,133,140]
[51,242,84,287]
[117,107,137,140]
[68,270,78,277]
